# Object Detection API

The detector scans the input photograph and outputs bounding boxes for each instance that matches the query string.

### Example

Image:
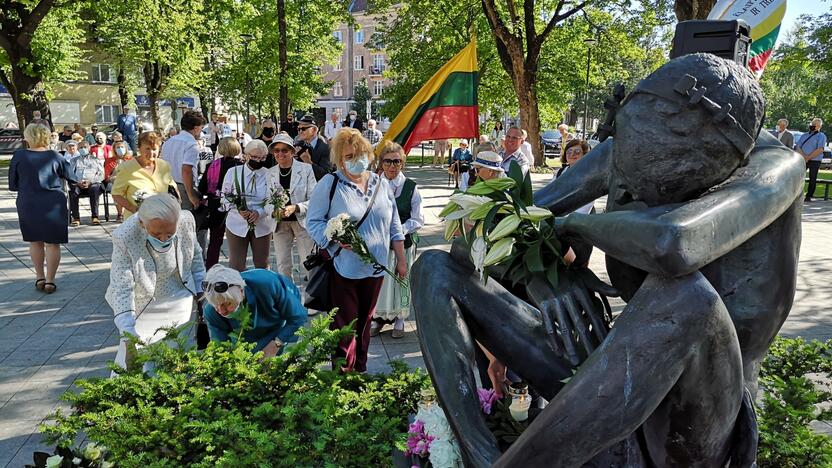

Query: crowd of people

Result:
[14,105,824,374]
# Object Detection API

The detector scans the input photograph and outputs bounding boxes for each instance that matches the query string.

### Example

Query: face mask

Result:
[78,148,89,156]
[350,114,356,121]
[345,154,369,175]
[147,233,175,252]
[116,147,126,156]
[248,159,265,170]
[262,128,274,137]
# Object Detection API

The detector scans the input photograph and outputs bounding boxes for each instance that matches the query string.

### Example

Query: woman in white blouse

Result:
[267,134,317,282]
[371,142,424,338]
[221,139,277,271]
[105,194,205,372]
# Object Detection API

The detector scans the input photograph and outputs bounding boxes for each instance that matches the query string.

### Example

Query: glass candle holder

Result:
[419,387,437,410]
[508,382,531,422]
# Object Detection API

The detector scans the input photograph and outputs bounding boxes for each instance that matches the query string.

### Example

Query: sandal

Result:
[43,282,57,294]
[70,219,80,227]
[35,279,46,291]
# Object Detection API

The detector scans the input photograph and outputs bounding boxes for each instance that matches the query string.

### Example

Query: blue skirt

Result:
[17,190,69,244]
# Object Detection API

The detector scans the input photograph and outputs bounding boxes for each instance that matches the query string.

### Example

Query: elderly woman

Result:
[221,139,276,271]
[106,140,133,222]
[111,131,178,218]
[90,131,113,162]
[552,139,595,267]
[267,134,317,283]
[9,123,76,294]
[201,265,306,356]
[306,128,407,373]
[198,137,242,269]
[371,142,424,338]
[460,150,504,191]
[106,193,205,371]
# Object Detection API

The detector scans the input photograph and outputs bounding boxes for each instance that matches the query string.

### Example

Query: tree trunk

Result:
[277,0,289,120]
[516,77,544,166]
[117,66,130,108]
[143,61,167,130]
[3,61,52,130]
[148,93,162,132]
[674,0,717,21]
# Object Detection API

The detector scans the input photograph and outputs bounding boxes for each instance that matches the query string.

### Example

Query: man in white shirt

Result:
[161,110,207,248]
[500,126,531,175]
[520,129,533,165]
[324,112,342,140]
[363,119,383,148]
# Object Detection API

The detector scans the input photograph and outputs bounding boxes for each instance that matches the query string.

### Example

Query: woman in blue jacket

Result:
[202,264,307,356]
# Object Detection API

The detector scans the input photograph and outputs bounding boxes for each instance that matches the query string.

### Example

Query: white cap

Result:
[471,151,505,172]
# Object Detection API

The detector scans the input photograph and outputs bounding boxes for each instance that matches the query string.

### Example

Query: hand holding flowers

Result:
[325,213,407,287]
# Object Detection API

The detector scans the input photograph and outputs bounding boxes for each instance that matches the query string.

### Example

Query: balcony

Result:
[369,66,385,76]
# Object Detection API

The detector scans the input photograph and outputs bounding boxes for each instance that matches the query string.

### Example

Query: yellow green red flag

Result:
[707,0,787,78]
[377,40,479,155]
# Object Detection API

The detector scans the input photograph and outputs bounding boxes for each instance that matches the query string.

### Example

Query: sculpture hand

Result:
[487,358,508,398]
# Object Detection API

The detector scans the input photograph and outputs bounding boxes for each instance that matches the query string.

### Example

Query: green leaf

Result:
[464,181,497,195]
[438,201,461,218]
[523,240,544,273]
[469,201,498,220]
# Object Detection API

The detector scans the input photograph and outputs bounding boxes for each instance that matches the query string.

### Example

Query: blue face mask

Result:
[78,148,89,156]
[147,233,176,252]
[345,154,369,175]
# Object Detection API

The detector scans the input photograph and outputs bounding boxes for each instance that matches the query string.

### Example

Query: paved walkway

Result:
[1,164,831,466]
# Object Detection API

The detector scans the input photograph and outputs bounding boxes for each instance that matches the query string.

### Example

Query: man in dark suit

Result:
[772,118,795,149]
[342,110,364,131]
[296,115,333,180]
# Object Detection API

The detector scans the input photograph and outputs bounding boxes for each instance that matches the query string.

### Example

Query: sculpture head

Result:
[612,53,765,206]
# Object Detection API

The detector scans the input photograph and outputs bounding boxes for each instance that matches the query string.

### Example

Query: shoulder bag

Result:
[304,174,380,311]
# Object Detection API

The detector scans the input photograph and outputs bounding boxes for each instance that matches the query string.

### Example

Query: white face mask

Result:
[350,114,356,121]
[345,154,369,175]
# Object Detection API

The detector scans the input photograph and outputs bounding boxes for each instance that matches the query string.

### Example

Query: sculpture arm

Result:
[533,139,611,215]
[559,148,805,277]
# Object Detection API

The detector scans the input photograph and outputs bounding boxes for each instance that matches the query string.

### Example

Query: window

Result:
[371,55,385,74]
[355,30,364,44]
[333,82,343,97]
[373,80,384,97]
[95,104,119,123]
[353,55,364,70]
[91,64,116,83]
[333,55,342,71]
[333,31,343,42]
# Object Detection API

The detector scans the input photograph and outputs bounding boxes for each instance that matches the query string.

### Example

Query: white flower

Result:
[449,193,490,211]
[82,442,103,460]
[429,438,462,468]
[325,213,351,240]
[72,457,82,465]
[45,455,63,468]
[470,237,487,280]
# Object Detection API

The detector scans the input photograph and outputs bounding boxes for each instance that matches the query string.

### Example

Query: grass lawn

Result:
[805,170,832,199]
[0,159,9,168]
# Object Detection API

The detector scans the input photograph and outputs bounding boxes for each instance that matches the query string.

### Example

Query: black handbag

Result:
[304,175,380,311]
[195,299,210,350]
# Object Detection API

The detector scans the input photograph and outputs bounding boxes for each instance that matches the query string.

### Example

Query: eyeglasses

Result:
[565,147,584,156]
[382,159,402,166]
[272,147,293,154]
[298,126,313,132]
[202,281,233,293]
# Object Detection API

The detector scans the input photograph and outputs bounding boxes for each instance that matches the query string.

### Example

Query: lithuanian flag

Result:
[708,0,787,78]
[377,40,479,155]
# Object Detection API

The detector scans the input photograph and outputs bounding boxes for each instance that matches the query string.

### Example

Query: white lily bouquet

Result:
[325,213,407,287]
[439,163,563,288]
[261,177,290,222]
[133,190,149,207]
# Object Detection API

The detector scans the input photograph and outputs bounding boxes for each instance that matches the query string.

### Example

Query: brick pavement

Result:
[1,164,831,465]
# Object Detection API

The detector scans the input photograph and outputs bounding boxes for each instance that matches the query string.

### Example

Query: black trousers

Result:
[806,160,821,200]
[69,182,102,219]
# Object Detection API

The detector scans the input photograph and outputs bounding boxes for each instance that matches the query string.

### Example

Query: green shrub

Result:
[758,337,832,467]
[41,315,428,467]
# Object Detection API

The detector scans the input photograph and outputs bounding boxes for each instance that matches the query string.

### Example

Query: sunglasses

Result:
[382,159,402,166]
[298,126,313,131]
[202,281,234,293]
[272,147,293,154]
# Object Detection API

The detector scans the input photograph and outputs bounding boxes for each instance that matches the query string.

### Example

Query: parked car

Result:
[540,130,561,156]
[0,128,24,155]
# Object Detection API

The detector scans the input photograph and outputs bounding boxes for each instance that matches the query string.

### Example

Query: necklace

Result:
[279,167,291,177]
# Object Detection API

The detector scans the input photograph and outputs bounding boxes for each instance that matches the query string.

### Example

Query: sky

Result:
[780,0,830,36]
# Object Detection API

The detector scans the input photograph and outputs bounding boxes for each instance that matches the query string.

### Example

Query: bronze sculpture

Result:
[411,53,805,467]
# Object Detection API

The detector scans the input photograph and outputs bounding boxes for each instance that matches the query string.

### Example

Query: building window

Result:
[333,31,343,42]
[355,30,364,44]
[91,64,116,83]
[95,104,119,123]
[371,55,385,74]
[333,55,342,71]
[333,82,343,97]
[373,80,384,97]
[353,55,364,70]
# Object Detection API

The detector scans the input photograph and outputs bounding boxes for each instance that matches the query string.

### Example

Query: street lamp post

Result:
[583,36,597,139]
[240,34,254,134]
